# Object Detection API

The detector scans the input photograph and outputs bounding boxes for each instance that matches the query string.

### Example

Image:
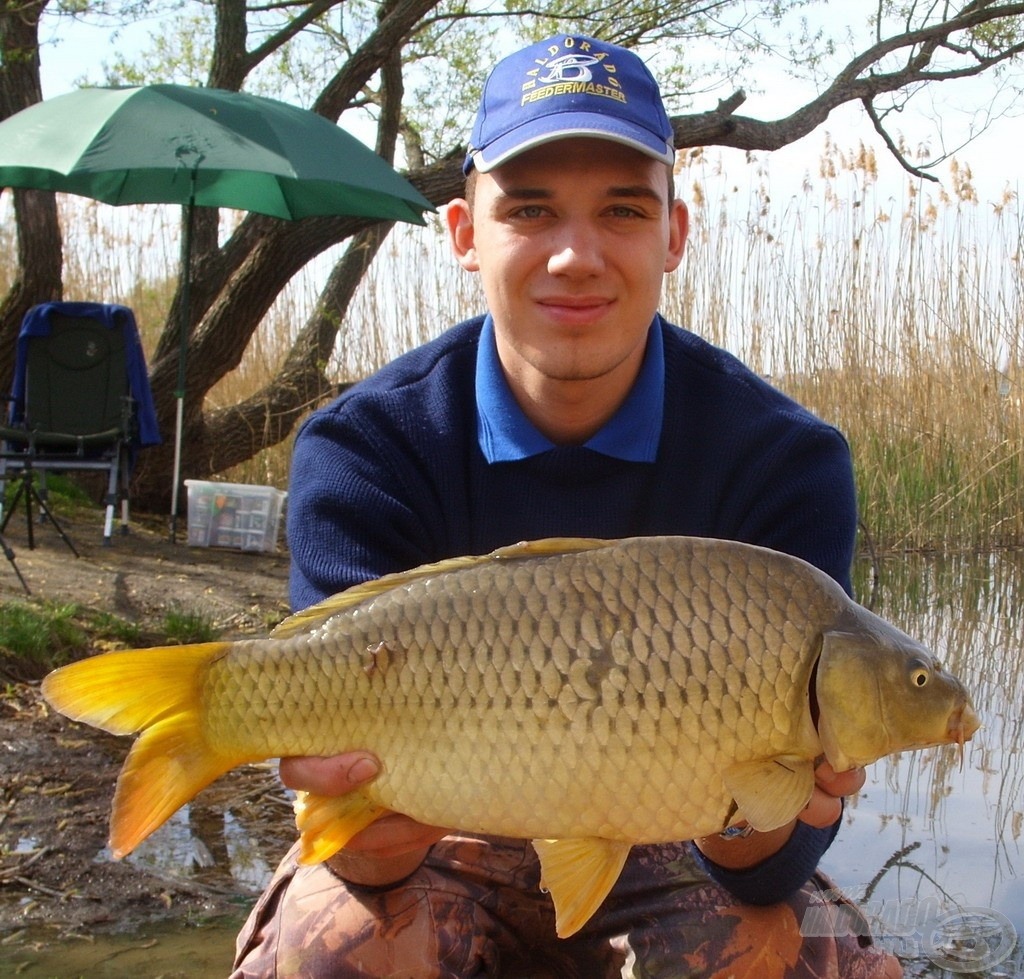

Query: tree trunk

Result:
[0,1,61,386]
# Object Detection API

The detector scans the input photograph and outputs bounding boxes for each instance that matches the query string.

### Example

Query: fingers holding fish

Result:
[692,760,865,869]
[279,752,381,795]
[337,811,450,856]
[798,761,866,829]
[282,752,449,885]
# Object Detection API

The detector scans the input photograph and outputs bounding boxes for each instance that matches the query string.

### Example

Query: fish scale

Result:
[41,535,979,938]
[200,541,800,841]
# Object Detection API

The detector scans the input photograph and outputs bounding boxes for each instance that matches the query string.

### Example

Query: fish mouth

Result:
[948,701,981,768]
[948,701,981,744]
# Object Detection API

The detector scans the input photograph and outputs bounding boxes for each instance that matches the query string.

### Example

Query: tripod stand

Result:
[0,530,29,593]
[0,464,80,557]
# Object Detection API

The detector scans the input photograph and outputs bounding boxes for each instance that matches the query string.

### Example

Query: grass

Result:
[7,137,1021,553]
[0,602,86,674]
[667,145,1023,552]
[161,604,220,644]
[0,599,217,680]
[2,471,95,517]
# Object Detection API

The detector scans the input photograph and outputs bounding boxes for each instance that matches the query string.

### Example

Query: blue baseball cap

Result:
[464,34,676,176]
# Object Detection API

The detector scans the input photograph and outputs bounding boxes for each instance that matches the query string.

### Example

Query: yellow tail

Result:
[41,642,247,859]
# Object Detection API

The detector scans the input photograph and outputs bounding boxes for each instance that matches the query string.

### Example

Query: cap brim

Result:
[468,113,675,174]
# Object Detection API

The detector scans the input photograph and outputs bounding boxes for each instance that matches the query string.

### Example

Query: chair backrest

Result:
[24,312,129,437]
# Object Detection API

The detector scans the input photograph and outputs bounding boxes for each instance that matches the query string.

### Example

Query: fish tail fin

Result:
[41,642,245,858]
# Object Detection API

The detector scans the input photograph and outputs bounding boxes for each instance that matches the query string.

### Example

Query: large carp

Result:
[42,536,979,937]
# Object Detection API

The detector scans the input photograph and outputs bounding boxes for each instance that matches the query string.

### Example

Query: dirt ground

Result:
[0,504,295,941]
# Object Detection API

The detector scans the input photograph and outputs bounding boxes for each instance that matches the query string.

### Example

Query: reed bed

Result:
[667,142,1022,552]
[3,136,1020,553]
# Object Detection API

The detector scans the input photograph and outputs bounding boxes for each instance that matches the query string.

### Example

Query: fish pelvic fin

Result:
[293,789,388,864]
[41,643,244,859]
[721,755,816,832]
[532,837,632,939]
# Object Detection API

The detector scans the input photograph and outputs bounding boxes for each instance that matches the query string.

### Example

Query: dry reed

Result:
[667,142,1022,552]
[3,135,1019,553]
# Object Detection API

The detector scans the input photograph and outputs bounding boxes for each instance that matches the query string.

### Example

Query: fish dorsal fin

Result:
[721,755,816,832]
[489,537,610,560]
[532,837,632,938]
[292,789,388,864]
[271,538,612,638]
[270,556,491,637]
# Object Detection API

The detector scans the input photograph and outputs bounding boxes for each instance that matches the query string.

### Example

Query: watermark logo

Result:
[927,906,1017,973]
[802,891,1017,972]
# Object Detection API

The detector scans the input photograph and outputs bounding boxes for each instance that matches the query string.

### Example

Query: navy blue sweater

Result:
[287,313,857,904]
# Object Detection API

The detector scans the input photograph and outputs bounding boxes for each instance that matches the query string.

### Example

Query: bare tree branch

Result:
[669,2,1024,178]
[862,96,938,182]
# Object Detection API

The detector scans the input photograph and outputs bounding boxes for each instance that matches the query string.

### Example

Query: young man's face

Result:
[447,138,688,410]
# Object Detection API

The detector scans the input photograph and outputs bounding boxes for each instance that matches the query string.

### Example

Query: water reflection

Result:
[122,806,274,893]
[825,550,1024,975]
[2,916,247,978]
[114,765,289,897]
[2,770,290,976]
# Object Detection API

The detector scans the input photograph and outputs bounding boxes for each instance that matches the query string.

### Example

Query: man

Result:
[233,33,901,978]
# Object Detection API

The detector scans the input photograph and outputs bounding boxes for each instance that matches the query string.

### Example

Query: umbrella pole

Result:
[169,191,195,543]
[170,397,185,541]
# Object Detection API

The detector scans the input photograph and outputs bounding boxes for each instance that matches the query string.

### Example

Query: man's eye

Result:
[512,205,547,219]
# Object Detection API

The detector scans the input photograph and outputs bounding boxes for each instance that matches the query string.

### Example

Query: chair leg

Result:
[102,501,114,544]
[102,499,115,546]
[37,471,49,524]
[102,452,125,546]
[118,446,130,536]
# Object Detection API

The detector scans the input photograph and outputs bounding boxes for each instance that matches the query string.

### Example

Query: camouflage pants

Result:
[231,834,902,978]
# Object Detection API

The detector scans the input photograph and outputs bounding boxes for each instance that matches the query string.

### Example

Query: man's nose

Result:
[547,222,605,276]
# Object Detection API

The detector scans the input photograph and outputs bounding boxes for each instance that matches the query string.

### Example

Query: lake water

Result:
[821,549,1024,977]
[2,550,1021,977]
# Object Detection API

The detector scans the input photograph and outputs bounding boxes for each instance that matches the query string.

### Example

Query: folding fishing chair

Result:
[0,302,160,552]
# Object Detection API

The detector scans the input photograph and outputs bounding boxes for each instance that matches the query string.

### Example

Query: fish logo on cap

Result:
[520,45,628,109]
[537,52,602,83]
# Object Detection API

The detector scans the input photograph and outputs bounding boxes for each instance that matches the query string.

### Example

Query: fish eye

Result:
[911,668,930,687]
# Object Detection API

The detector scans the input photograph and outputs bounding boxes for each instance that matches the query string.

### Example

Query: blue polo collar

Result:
[475,314,664,463]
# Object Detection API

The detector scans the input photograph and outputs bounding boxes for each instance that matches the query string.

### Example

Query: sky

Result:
[32,7,1020,209]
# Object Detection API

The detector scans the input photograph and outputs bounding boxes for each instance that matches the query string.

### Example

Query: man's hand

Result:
[280,753,449,887]
[693,760,864,870]
[800,760,864,828]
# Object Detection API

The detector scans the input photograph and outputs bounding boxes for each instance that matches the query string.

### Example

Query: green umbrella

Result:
[0,84,434,539]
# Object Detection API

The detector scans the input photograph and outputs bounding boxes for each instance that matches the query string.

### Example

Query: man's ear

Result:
[665,199,689,273]
[446,198,479,271]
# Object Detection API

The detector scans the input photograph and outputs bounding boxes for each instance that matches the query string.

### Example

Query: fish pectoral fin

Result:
[722,755,816,832]
[532,837,631,939]
[293,789,388,865]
